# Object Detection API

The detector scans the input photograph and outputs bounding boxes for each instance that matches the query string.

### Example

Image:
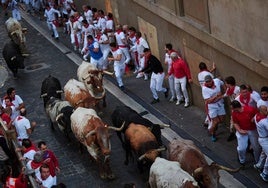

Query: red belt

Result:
[118,45,127,48]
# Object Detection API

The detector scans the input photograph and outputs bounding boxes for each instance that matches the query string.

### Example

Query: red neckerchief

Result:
[226,86,235,96]
[136,37,140,45]
[167,49,176,55]
[31,161,42,169]
[129,33,135,38]
[107,17,113,20]
[204,80,215,89]
[24,144,37,154]
[111,47,119,52]
[255,112,267,123]
[239,92,251,106]
[17,116,23,121]
[116,29,122,35]
[95,34,101,41]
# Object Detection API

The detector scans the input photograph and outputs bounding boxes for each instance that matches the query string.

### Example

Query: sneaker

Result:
[144,75,148,81]
[119,86,125,91]
[151,98,160,104]
[164,88,169,98]
[211,135,217,142]
[133,69,139,74]
[253,164,262,172]
[260,172,268,182]
[136,73,143,79]
[169,97,176,102]
[176,100,182,105]
[184,102,190,108]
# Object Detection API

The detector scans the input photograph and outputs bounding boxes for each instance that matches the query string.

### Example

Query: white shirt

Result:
[135,37,149,57]
[98,34,110,52]
[111,48,125,65]
[84,9,93,23]
[198,71,214,87]
[255,116,268,138]
[13,115,31,139]
[44,8,60,22]
[202,78,224,108]
[36,173,55,188]
[2,95,23,120]
[105,19,114,31]
[114,31,126,46]
[235,93,260,108]
[224,85,240,102]
[23,150,36,160]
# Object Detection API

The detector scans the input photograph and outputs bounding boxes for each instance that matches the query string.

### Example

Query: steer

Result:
[111,105,169,147]
[64,78,105,109]
[149,157,199,188]
[45,97,74,137]
[40,75,63,107]
[123,123,164,173]
[5,17,28,56]
[167,138,240,188]
[77,61,111,107]
[70,107,123,179]
[2,40,25,78]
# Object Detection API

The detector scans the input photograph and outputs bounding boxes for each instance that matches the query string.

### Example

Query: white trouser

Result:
[70,33,81,47]
[101,48,110,70]
[236,130,261,163]
[256,137,268,174]
[174,76,189,103]
[168,74,175,99]
[47,21,59,38]
[12,9,21,21]
[150,72,167,99]
[90,57,104,70]
[119,47,131,65]
[114,63,125,87]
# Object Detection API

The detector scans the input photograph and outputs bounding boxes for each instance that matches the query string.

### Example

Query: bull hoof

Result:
[100,173,107,179]
[22,53,30,57]
[107,173,116,180]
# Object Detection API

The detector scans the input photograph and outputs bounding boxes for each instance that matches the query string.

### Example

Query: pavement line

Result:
[21,12,245,188]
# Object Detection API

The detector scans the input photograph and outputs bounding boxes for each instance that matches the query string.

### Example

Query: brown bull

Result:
[123,123,164,173]
[70,107,124,179]
[167,138,240,188]
[64,79,105,109]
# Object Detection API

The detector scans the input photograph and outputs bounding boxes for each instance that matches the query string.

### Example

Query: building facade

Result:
[85,0,268,108]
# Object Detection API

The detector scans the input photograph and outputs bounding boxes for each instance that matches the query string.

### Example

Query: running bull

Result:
[77,61,113,108]
[64,78,105,109]
[111,105,169,147]
[5,17,29,56]
[70,107,124,179]
[149,157,199,188]
[2,40,25,78]
[167,138,240,188]
[121,122,165,173]
[40,75,63,107]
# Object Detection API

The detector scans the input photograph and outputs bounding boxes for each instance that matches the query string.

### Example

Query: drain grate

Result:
[24,63,50,73]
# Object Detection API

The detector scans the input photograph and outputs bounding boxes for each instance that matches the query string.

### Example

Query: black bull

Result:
[111,105,164,146]
[40,75,62,107]
[2,40,25,78]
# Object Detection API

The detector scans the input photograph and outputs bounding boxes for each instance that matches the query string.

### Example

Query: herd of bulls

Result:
[40,61,241,187]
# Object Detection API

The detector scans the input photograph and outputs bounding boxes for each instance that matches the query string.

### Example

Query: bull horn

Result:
[159,123,170,128]
[108,121,125,131]
[11,56,16,61]
[214,163,241,172]
[138,147,166,161]
[193,167,203,180]
[56,90,63,93]
[82,74,90,81]
[93,89,106,100]
[40,93,48,98]
[85,130,96,138]
[55,113,63,122]
[103,70,114,76]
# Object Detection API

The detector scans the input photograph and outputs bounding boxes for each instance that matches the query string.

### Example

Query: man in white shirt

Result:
[44,4,61,39]
[36,163,56,187]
